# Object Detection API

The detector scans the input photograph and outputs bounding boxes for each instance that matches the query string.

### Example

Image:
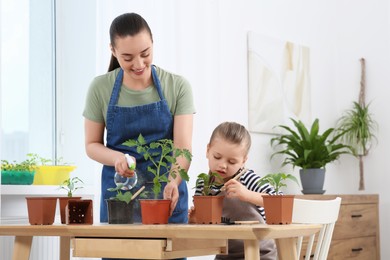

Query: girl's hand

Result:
[224,179,249,201]
[114,154,136,177]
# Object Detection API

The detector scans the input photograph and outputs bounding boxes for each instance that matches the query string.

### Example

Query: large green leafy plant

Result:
[271,118,352,169]
[123,134,192,199]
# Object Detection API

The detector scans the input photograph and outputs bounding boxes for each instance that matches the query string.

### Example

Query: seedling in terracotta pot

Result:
[123,134,192,199]
[58,177,84,224]
[60,177,84,197]
[257,172,299,194]
[257,172,300,225]
[190,172,225,224]
[195,172,224,196]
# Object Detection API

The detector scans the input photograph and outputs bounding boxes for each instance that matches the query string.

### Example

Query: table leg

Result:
[60,237,71,260]
[275,237,298,260]
[243,239,260,260]
[13,236,33,260]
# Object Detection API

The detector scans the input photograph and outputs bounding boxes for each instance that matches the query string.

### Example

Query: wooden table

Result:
[0,223,321,260]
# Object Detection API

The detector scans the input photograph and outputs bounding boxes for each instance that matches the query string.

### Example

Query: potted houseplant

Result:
[270,118,352,194]
[29,153,77,185]
[336,101,378,190]
[191,172,225,224]
[123,134,192,224]
[106,185,144,224]
[257,172,299,224]
[58,177,84,224]
[1,155,37,185]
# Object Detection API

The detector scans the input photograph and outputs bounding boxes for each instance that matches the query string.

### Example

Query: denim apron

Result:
[100,66,188,229]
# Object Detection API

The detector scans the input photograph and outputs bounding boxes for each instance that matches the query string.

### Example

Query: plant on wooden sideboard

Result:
[270,118,352,194]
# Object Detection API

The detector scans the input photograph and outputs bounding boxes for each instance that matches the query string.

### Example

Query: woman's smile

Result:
[132,68,145,76]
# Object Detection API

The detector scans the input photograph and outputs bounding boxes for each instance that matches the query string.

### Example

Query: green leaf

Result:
[122,134,192,198]
[271,118,352,169]
[257,173,299,193]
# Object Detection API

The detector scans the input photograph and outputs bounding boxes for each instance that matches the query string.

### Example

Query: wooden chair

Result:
[292,197,342,260]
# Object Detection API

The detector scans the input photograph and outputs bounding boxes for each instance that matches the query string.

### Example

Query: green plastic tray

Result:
[1,170,35,185]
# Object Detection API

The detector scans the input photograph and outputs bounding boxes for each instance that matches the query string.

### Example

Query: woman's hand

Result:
[114,154,136,177]
[164,181,179,215]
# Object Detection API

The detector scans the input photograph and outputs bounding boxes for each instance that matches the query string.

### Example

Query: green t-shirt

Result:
[83,66,195,123]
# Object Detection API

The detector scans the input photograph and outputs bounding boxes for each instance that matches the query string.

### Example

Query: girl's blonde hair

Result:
[209,122,251,155]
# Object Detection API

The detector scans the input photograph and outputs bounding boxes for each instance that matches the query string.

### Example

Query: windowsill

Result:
[0,185,95,196]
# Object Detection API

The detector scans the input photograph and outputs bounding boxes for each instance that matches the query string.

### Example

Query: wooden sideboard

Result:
[295,194,380,260]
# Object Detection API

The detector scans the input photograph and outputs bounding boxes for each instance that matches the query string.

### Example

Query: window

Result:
[1,0,56,163]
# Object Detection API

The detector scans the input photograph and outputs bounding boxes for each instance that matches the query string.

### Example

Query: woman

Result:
[83,12,195,230]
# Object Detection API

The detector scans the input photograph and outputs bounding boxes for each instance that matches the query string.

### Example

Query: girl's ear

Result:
[242,155,248,164]
[206,143,211,158]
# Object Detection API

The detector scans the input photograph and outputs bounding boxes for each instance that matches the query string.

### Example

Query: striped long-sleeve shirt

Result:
[194,169,279,220]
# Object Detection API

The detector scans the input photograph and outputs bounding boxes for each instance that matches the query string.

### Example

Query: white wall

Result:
[58,0,390,259]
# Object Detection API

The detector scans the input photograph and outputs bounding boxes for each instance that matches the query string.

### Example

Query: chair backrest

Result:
[292,197,342,260]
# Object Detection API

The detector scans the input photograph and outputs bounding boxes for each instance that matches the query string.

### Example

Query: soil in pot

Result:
[140,199,170,224]
[192,195,224,224]
[262,195,295,225]
[66,199,93,224]
[58,196,82,224]
[26,197,57,225]
[106,199,134,224]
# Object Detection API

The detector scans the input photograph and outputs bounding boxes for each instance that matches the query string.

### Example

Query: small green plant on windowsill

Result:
[1,155,38,185]
[60,177,84,197]
[28,153,74,166]
[1,158,37,172]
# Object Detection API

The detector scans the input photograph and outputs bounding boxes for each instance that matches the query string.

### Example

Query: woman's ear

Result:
[110,43,116,58]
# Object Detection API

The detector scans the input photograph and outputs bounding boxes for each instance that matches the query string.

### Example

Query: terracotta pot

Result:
[106,199,134,224]
[26,197,57,225]
[262,195,295,225]
[192,196,224,224]
[58,196,82,224]
[65,199,93,225]
[140,199,170,224]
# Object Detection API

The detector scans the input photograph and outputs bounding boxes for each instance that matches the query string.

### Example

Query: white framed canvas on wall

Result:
[247,31,311,134]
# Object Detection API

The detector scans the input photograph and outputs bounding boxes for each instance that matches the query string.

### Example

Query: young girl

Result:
[190,121,278,260]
